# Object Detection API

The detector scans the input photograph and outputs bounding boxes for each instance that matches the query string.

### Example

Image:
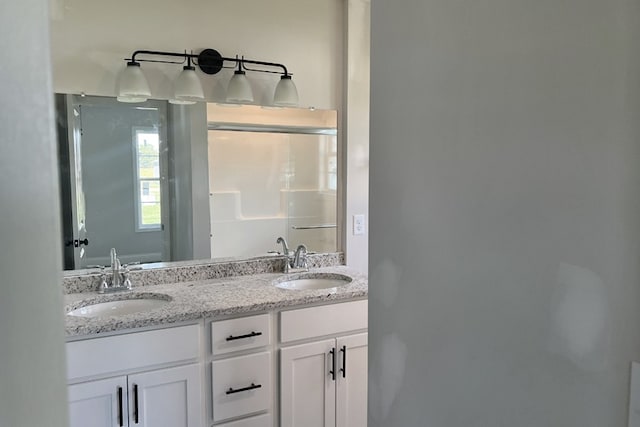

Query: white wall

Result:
[50,0,343,109]
[369,0,640,425]
[343,0,370,272]
[0,0,69,425]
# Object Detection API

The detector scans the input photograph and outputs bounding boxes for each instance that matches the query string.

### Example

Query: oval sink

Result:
[68,297,170,318]
[275,273,352,291]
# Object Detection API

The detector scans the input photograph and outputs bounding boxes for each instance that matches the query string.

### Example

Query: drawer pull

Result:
[133,383,139,424]
[117,386,123,427]
[226,383,262,395]
[340,345,347,378]
[329,348,336,381]
[226,331,262,341]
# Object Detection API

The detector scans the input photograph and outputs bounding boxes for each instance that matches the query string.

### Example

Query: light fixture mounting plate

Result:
[198,49,224,75]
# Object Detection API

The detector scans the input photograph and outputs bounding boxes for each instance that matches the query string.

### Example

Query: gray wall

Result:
[189,104,212,260]
[0,0,69,425]
[168,104,194,262]
[167,102,211,262]
[369,0,640,425]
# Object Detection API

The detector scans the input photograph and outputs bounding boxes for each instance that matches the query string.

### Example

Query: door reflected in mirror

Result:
[56,95,339,270]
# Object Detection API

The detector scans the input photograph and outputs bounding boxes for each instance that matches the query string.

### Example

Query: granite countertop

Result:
[64,265,367,337]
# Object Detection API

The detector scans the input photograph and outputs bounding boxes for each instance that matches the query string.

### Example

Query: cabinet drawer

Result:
[211,314,270,355]
[280,300,368,343]
[216,413,272,427]
[211,351,271,423]
[66,324,200,381]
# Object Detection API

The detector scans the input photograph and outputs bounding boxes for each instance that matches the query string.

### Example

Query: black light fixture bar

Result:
[128,50,192,65]
[125,48,290,77]
[240,57,289,76]
[118,47,299,106]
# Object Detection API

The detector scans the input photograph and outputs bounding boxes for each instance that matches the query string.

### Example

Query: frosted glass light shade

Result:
[226,71,254,103]
[117,95,149,103]
[116,62,151,103]
[170,66,204,105]
[273,75,299,107]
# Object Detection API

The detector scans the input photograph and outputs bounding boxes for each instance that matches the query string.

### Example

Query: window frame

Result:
[132,126,162,232]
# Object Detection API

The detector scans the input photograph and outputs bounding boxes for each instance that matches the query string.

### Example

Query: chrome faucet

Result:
[293,244,308,270]
[276,237,292,273]
[97,248,139,293]
[276,237,290,259]
[110,248,122,288]
[276,237,309,273]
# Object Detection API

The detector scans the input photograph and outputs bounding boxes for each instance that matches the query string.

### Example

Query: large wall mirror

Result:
[56,94,339,270]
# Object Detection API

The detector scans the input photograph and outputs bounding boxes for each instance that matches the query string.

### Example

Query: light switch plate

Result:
[629,362,640,427]
[353,214,365,235]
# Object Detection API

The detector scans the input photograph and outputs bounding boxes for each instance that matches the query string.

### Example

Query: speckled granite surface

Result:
[64,264,366,338]
[63,252,345,294]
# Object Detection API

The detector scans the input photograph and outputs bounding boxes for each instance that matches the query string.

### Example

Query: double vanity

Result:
[63,253,368,427]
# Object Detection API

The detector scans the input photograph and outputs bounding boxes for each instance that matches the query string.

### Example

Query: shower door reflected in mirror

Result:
[207,106,338,258]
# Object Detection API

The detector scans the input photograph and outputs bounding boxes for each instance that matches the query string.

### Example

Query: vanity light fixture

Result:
[226,57,254,103]
[115,48,298,106]
[116,61,151,103]
[273,75,299,107]
[170,57,205,105]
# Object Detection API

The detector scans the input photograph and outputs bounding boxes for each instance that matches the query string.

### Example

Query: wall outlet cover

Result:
[353,214,365,235]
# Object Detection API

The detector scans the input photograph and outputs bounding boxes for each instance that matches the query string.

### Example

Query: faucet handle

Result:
[89,266,109,293]
[292,244,309,271]
[121,265,136,290]
[121,263,142,290]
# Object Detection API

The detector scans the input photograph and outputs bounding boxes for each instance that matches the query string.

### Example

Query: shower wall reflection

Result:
[207,107,338,258]
[207,104,338,257]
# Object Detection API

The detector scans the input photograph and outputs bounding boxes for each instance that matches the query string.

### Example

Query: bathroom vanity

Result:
[63,254,368,427]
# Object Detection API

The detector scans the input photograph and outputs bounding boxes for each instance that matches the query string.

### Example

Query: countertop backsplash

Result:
[63,252,345,294]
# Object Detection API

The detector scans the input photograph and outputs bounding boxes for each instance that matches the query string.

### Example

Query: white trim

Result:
[132,126,162,232]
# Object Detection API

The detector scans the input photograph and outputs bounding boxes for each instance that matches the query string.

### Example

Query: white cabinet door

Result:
[336,333,368,427]
[128,364,202,427]
[68,376,127,427]
[280,339,336,427]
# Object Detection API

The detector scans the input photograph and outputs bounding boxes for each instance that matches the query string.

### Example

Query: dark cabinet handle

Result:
[225,383,262,395]
[117,387,123,427]
[329,348,336,381]
[226,331,262,341]
[340,345,347,378]
[133,384,139,424]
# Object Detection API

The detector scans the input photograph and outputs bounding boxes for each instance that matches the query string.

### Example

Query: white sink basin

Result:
[275,273,352,291]
[67,297,170,318]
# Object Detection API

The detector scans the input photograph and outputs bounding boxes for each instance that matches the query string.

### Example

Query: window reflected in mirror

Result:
[134,128,162,231]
